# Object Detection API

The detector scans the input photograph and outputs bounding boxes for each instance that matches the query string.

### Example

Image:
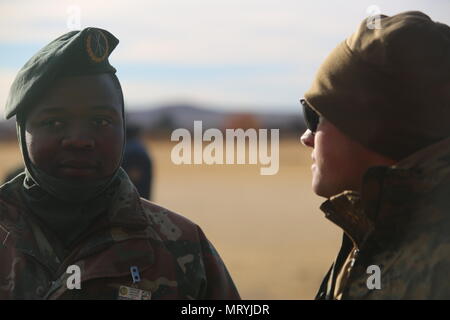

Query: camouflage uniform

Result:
[301,11,450,299]
[1,27,240,300]
[0,169,240,299]
[316,137,450,299]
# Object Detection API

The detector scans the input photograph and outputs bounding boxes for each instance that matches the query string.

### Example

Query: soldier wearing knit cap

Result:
[300,11,450,299]
[0,27,240,300]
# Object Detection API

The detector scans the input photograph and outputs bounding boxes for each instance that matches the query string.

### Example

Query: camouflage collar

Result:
[102,168,149,230]
[1,169,150,274]
[321,191,374,249]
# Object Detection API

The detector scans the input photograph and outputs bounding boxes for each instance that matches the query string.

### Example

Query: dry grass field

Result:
[0,137,341,299]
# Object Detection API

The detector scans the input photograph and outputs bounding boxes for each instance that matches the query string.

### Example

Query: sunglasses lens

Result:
[301,99,320,133]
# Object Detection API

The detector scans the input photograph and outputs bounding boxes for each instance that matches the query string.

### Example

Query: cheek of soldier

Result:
[310,119,374,198]
[24,74,124,181]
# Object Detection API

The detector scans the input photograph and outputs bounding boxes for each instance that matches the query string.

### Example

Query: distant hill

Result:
[0,104,306,141]
[126,103,305,133]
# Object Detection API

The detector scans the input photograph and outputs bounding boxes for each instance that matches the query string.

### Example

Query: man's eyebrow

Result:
[36,107,65,115]
[90,105,121,114]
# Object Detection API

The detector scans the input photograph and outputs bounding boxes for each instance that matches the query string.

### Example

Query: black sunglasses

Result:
[300,99,320,133]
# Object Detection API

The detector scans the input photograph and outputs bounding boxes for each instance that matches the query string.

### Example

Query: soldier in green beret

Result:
[300,11,450,299]
[0,27,240,300]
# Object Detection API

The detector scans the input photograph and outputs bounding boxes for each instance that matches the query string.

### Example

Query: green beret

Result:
[304,11,450,160]
[4,27,119,120]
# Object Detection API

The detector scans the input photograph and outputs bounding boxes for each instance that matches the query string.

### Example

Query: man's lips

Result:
[311,154,316,170]
[59,159,98,169]
[57,160,99,177]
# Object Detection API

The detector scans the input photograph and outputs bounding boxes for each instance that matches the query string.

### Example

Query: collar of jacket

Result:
[1,169,152,274]
[53,169,153,262]
[99,168,150,231]
[319,136,450,249]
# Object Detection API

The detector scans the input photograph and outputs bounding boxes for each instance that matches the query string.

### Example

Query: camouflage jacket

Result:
[0,172,240,300]
[316,137,450,300]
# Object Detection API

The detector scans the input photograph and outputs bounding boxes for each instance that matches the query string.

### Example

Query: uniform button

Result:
[36,286,45,297]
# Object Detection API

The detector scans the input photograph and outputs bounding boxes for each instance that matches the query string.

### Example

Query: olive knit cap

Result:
[304,11,450,161]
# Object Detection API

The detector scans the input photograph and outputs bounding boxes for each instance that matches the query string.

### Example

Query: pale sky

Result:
[0,0,449,115]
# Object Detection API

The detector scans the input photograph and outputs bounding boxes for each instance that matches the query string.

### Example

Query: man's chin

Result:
[312,178,338,199]
[312,186,329,198]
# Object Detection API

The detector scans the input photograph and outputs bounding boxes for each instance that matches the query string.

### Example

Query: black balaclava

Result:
[15,74,126,252]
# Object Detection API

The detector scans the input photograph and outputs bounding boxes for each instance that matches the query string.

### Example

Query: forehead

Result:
[26,74,122,119]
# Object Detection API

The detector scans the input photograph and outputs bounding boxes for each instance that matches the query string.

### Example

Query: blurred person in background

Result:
[122,123,153,200]
[0,27,239,300]
[300,11,450,299]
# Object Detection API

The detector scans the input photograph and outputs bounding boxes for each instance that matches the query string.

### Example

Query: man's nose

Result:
[61,129,95,149]
[300,130,314,148]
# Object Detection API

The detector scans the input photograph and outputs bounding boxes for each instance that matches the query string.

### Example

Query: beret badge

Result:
[85,29,109,63]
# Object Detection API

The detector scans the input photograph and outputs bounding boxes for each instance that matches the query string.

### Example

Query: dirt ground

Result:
[0,137,341,299]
